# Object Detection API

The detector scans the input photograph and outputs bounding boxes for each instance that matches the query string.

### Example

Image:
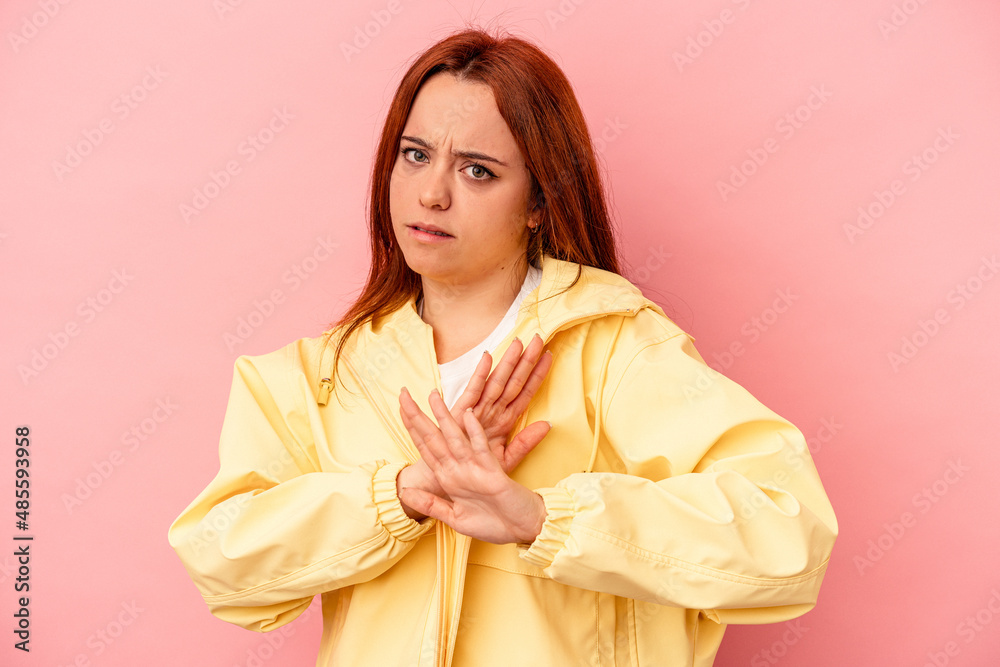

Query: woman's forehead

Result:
[404,74,521,161]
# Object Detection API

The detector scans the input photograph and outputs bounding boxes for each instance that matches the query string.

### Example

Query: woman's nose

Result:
[419,165,451,210]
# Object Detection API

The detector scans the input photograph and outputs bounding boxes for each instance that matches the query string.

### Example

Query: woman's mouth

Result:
[416,227,451,237]
[409,224,454,240]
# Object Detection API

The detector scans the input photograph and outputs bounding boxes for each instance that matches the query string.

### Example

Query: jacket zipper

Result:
[330,305,642,666]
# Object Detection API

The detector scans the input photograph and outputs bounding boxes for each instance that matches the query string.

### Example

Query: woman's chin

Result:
[400,251,456,281]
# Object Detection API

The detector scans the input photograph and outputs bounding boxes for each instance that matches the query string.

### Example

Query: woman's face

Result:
[389,73,537,287]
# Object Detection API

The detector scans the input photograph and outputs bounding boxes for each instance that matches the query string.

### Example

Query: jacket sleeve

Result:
[518,324,837,625]
[167,348,433,632]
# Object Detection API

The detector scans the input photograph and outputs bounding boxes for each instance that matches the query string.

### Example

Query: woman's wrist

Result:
[395,464,427,521]
[513,491,547,545]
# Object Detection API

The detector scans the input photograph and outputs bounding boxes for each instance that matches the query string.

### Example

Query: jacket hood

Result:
[314,255,667,409]
[373,255,666,343]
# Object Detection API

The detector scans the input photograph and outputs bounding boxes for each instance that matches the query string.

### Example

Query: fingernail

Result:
[544,349,553,357]
[513,336,521,343]
[545,420,552,427]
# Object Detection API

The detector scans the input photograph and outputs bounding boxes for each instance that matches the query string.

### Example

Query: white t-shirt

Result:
[419,265,543,409]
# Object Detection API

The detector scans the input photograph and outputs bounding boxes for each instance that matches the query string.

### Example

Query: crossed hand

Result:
[396,334,553,545]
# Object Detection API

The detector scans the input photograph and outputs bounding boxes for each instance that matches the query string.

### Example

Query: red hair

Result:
[326,27,621,388]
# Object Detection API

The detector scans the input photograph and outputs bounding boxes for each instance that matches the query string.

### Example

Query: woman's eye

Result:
[402,148,427,163]
[463,164,495,180]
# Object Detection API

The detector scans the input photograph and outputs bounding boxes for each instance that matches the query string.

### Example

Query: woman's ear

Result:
[531,187,546,213]
[527,188,545,231]
[527,213,541,233]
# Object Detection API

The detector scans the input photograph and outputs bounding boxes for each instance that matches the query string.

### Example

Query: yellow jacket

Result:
[168,257,837,666]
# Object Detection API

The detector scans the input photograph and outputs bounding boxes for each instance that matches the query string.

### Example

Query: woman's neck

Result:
[420,260,529,363]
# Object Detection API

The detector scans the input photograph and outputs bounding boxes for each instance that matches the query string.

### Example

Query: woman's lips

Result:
[408,224,453,240]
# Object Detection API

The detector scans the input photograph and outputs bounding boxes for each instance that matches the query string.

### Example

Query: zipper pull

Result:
[317,377,333,406]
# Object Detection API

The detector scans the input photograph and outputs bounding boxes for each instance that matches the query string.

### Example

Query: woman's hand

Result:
[395,334,552,522]
[398,387,549,544]
[448,333,553,471]
[394,456,446,521]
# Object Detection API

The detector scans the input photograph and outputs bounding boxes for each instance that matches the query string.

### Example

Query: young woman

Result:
[169,28,837,666]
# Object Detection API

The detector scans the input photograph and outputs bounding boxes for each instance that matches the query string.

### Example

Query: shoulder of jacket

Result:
[231,334,331,382]
[540,257,689,336]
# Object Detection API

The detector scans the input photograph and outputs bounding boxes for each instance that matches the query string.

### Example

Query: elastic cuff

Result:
[517,486,575,569]
[372,461,433,541]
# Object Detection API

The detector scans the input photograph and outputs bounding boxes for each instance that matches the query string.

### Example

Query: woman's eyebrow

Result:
[400,135,509,167]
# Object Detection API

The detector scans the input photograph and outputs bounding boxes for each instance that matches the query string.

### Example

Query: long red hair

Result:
[327,27,621,386]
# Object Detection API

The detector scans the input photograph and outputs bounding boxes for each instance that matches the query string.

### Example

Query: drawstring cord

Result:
[316,331,336,406]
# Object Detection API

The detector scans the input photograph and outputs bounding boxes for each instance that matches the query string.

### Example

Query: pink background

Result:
[3,1,999,665]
